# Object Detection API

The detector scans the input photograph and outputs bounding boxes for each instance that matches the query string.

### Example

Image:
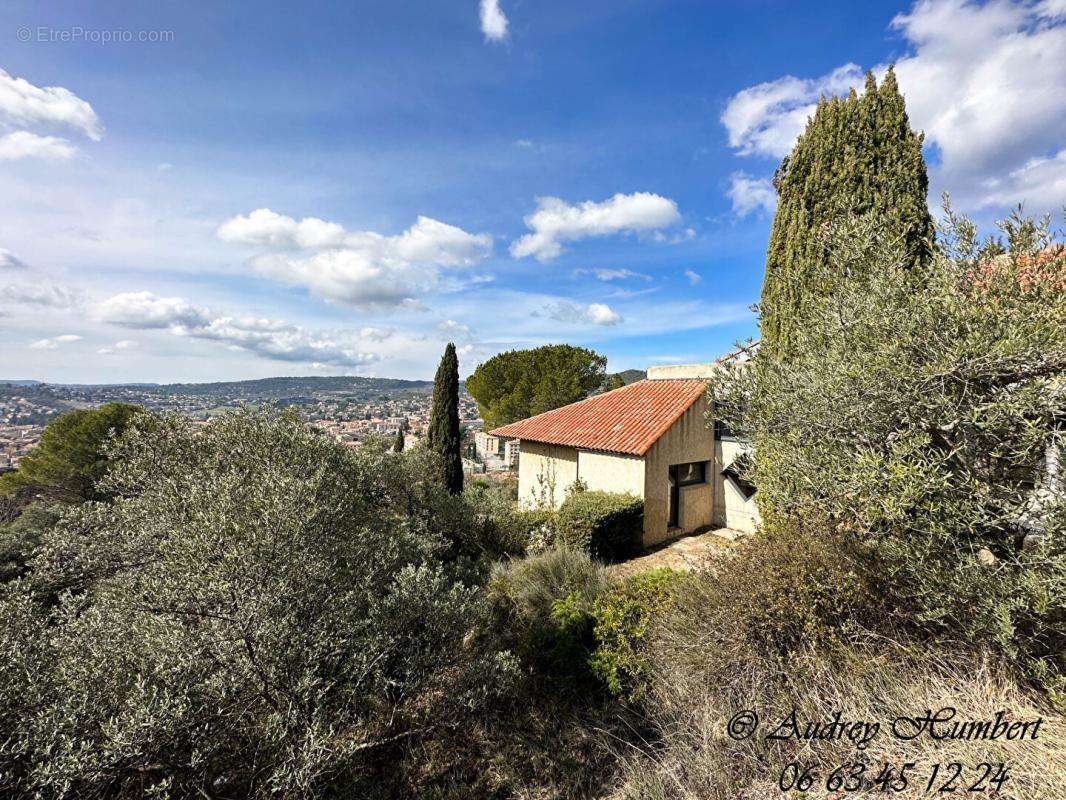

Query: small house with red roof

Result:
[490,359,759,546]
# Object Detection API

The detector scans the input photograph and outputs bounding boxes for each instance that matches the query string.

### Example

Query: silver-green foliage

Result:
[0,409,516,798]
[714,206,1065,682]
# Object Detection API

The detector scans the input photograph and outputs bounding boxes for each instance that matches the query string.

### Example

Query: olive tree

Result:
[713,206,1065,683]
[0,409,515,798]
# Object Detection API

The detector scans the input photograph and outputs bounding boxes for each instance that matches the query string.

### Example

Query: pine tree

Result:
[760,67,933,359]
[427,343,463,495]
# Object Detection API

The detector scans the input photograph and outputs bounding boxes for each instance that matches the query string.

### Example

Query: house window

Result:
[674,460,707,486]
[722,457,757,500]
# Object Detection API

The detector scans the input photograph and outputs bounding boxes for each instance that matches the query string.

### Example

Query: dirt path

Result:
[611,527,741,578]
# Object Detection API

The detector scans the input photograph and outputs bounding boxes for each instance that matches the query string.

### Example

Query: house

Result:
[490,358,760,546]
[474,430,520,470]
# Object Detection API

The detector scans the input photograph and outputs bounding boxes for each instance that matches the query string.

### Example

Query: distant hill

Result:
[152,375,435,399]
[0,380,44,387]
[613,369,646,385]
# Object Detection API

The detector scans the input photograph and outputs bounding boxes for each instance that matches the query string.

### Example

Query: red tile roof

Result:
[489,379,709,456]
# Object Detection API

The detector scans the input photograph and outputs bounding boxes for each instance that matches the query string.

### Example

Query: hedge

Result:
[557,490,643,562]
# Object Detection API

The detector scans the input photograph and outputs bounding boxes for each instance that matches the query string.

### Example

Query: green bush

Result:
[0,504,61,584]
[0,409,517,799]
[487,548,609,687]
[590,568,682,697]
[557,491,643,562]
[713,206,1066,686]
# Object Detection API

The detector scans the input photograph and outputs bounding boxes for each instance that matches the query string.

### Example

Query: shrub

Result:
[557,491,643,562]
[0,504,61,584]
[487,548,609,687]
[0,409,517,799]
[461,478,532,558]
[713,206,1066,685]
[589,568,682,697]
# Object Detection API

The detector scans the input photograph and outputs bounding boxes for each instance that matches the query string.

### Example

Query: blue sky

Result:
[1,0,1063,383]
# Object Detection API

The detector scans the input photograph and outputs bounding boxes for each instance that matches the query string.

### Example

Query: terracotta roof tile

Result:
[489,379,709,456]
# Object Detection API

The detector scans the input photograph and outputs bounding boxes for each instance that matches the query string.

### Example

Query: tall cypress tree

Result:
[392,425,405,454]
[428,342,463,495]
[760,67,933,359]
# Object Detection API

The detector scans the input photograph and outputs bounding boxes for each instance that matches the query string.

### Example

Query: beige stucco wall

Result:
[517,441,579,509]
[642,396,715,545]
[714,439,761,534]
[577,450,645,497]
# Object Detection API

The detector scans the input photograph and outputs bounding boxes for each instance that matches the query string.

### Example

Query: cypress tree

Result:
[427,342,463,495]
[392,425,405,453]
[760,66,933,359]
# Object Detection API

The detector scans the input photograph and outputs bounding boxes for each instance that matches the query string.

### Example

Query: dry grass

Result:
[613,601,1065,799]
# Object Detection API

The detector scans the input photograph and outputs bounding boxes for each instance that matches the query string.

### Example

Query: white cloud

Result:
[721,64,864,158]
[358,326,393,341]
[3,282,82,308]
[0,131,77,161]
[510,192,683,262]
[0,68,102,140]
[217,208,346,249]
[479,0,509,42]
[577,268,652,282]
[218,210,493,307]
[683,269,702,285]
[727,172,777,217]
[436,319,473,338]
[975,148,1066,209]
[97,291,211,330]
[720,0,1066,209]
[95,291,381,369]
[0,249,28,270]
[542,300,623,326]
[29,333,82,349]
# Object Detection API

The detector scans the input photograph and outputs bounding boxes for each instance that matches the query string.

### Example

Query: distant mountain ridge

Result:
[0,375,434,394]
[612,369,646,385]
[152,375,435,399]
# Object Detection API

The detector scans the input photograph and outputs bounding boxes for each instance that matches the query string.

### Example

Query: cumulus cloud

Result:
[30,333,82,349]
[511,192,683,262]
[0,249,28,270]
[684,269,702,285]
[97,291,211,330]
[720,0,1066,209]
[721,64,864,158]
[436,319,474,338]
[0,130,77,161]
[358,326,393,341]
[542,300,623,326]
[727,172,777,217]
[218,209,493,307]
[217,208,346,249]
[95,291,381,369]
[3,282,82,309]
[978,149,1066,209]
[480,0,509,42]
[0,68,103,140]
